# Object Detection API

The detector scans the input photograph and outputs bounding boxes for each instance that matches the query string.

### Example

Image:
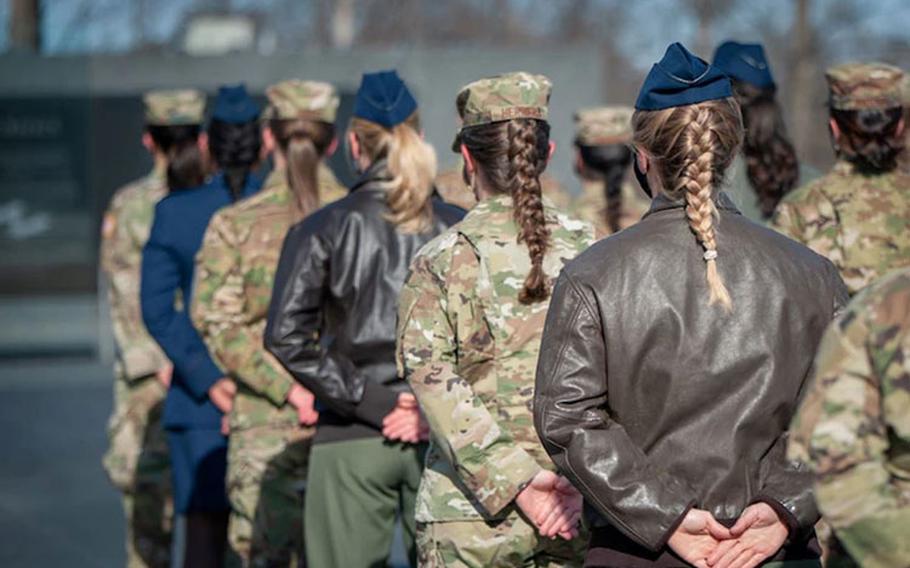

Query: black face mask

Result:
[633,157,653,198]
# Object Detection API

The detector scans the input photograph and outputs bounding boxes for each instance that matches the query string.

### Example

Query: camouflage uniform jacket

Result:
[771,160,910,294]
[571,179,649,239]
[788,268,910,568]
[101,167,170,382]
[397,194,595,522]
[434,160,573,212]
[192,166,346,431]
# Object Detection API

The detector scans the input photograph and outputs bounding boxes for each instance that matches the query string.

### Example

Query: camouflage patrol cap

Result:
[826,62,904,110]
[264,80,340,123]
[143,89,206,126]
[452,71,551,151]
[574,106,634,146]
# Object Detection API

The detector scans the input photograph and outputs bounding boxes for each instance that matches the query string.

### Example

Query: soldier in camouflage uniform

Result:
[899,74,910,176]
[571,106,649,238]
[100,90,205,568]
[435,157,573,212]
[772,63,910,295]
[788,267,910,568]
[397,72,593,567]
[191,80,346,567]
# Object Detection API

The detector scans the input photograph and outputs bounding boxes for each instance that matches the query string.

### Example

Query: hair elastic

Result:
[703,250,718,261]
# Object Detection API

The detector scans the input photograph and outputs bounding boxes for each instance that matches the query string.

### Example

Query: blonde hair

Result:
[349,112,437,233]
[632,98,743,311]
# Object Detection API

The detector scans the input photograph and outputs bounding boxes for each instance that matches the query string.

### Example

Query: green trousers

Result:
[304,437,425,568]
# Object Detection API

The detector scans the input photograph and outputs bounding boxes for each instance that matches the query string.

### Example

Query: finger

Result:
[706,515,733,541]
[533,494,559,526]
[555,476,575,493]
[541,503,570,537]
[714,543,749,568]
[730,509,758,537]
[740,552,766,568]
[707,538,739,566]
[555,509,582,539]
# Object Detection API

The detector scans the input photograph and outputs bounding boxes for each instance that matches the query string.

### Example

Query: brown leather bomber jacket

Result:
[533,192,849,554]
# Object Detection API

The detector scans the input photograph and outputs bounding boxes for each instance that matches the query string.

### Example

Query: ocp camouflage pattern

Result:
[771,160,910,294]
[397,194,595,523]
[788,267,910,568]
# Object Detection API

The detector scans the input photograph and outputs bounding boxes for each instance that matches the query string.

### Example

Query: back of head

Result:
[574,106,635,233]
[265,80,340,221]
[349,70,437,234]
[208,84,262,201]
[143,89,207,192]
[826,62,905,172]
[454,72,553,305]
[634,42,744,312]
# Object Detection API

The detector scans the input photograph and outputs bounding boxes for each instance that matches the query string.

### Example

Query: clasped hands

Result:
[668,502,789,568]
[381,393,429,444]
[516,470,583,541]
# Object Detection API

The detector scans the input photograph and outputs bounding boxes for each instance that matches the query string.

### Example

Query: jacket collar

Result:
[349,158,393,193]
[642,189,741,219]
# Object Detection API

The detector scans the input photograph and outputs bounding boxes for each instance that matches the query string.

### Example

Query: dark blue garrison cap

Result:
[353,70,418,128]
[211,83,261,124]
[635,43,733,111]
[713,41,776,90]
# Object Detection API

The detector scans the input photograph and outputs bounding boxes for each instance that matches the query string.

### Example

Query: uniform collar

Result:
[642,189,741,219]
[350,158,394,193]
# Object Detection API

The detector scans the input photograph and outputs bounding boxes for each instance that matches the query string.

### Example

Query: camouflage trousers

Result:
[225,423,314,568]
[417,513,587,568]
[102,376,172,568]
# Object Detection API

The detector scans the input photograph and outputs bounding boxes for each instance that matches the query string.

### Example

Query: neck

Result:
[153,153,168,175]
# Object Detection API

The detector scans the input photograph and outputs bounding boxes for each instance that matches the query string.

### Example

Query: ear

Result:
[828,117,841,143]
[636,148,650,172]
[547,140,557,161]
[896,116,905,138]
[347,130,361,162]
[459,144,475,174]
[326,136,339,158]
[574,148,585,172]
[261,127,276,155]
[198,132,209,155]
[141,132,156,154]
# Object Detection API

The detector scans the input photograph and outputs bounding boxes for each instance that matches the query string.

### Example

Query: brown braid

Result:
[509,119,551,304]
[632,98,743,311]
[458,117,553,304]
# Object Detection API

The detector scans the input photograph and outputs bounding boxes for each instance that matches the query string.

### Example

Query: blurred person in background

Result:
[397,72,592,567]
[100,89,204,568]
[788,268,910,568]
[899,73,910,175]
[534,43,848,568]
[571,106,649,238]
[191,80,347,567]
[141,84,263,568]
[264,70,464,568]
[772,63,909,295]
[712,41,810,222]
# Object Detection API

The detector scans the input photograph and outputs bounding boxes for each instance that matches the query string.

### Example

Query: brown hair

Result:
[632,98,744,311]
[348,112,436,233]
[146,124,205,192]
[830,106,904,172]
[270,118,335,222]
[732,81,800,218]
[457,93,552,304]
[576,143,634,233]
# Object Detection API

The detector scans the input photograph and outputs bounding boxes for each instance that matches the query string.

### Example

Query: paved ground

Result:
[0,357,410,567]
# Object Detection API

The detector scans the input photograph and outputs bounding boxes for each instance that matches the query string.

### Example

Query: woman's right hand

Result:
[208,377,237,414]
[668,508,732,568]
[515,470,582,540]
[287,384,319,426]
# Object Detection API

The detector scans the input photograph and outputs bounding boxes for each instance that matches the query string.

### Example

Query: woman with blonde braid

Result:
[397,72,594,567]
[534,44,849,568]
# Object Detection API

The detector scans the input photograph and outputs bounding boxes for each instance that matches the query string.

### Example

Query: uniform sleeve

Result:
[397,241,542,517]
[805,310,910,567]
[100,194,168,381]
[191,214,294,406]
[141,204,223,400]
[769,199,806,242]
[771,188,844,270]
[533,273,696,552]
[264,219,399,428]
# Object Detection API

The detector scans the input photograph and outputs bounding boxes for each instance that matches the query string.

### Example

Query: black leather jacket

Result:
[265,162,464,441]
[534,192,848,554]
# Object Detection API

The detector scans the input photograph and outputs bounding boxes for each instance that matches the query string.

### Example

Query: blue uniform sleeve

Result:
[141,202,223,401]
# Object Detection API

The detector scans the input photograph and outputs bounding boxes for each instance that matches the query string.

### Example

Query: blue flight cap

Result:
[353,70,418,128]
[211,83,261,124]
[713,41,776,90]
[635,43,733,111]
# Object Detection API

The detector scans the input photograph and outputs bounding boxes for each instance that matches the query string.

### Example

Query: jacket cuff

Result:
[120,345,167,382]
[653,499,697,551]
[353,381,401,429]
[263,377,294,407]
[476,448,542,517]
[753,494,800,538]
[183,354,223,400]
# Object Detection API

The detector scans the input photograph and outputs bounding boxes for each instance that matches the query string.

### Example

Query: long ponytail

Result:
[147,123,204,192]
[208,118,262,202]
[270,118,335,222]
[578,143,634,233]
[349,112,437,233]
